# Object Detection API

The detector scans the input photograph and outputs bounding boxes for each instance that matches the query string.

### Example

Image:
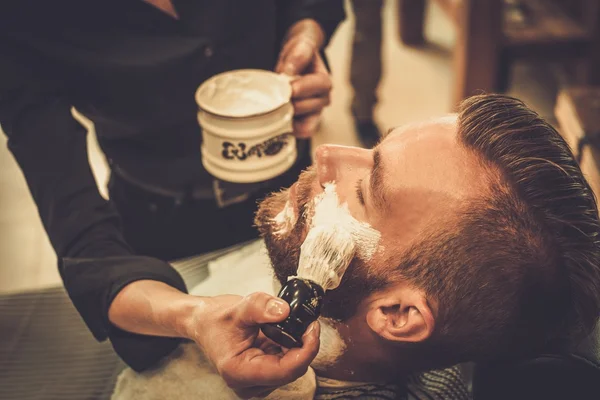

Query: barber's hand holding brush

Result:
[110,281,319,399]
[187,292,321,399]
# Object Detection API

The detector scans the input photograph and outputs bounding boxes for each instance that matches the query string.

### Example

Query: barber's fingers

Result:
[226,321,321,388]
[291,73,332,101]
[293,95,330,116]
[277,320,320,374]
[234,292,290,327]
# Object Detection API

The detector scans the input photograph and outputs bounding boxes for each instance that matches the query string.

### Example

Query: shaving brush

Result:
[261,225,356,348]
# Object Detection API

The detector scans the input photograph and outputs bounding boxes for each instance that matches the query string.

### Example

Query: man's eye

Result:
[355,179,365,206]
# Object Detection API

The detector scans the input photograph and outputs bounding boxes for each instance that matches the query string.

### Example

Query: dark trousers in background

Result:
[351,0,384,122]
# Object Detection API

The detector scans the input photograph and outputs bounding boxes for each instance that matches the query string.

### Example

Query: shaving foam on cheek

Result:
[292,182,381,292]
[272,200,296,236]
[306,182,381,262]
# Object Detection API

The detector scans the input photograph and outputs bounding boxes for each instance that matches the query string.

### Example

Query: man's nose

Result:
[314,144,372,186]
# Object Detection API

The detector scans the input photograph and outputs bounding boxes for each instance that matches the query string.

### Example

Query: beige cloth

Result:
[111,343,316,400]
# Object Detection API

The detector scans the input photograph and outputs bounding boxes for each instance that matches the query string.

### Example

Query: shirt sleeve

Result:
[276,0,346,48]
[0,39,187,372]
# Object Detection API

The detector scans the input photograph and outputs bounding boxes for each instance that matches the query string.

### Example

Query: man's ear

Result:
[365,285,434,343]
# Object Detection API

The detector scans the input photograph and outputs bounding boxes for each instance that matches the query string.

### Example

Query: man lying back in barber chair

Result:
[112,95,600,399]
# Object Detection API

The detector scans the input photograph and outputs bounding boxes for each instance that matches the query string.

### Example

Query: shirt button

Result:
[204,45,214,58]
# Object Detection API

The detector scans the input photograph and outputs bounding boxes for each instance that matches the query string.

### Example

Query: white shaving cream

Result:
[273,182,381,258]
[198,71,289,117]
[273,200,296,236]
[307,183,381,260]
[312,318,347,369]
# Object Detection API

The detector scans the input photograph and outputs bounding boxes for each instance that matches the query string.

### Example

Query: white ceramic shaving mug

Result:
[195,69,296,183]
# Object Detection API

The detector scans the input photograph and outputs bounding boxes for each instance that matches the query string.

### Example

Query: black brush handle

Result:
[260,278,324,348]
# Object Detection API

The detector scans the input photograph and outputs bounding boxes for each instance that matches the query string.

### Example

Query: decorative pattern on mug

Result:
[221,133,291,160]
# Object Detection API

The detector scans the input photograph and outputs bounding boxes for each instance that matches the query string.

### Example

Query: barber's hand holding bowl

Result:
[185,292,320,399]
[276,35,332,139]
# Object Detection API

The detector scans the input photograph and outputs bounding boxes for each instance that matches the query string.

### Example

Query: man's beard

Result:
[255,167,387,321]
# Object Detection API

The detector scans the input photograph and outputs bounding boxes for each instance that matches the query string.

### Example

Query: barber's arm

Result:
[111,281,320,399]
[275,0,346,137]
[0,42,189,371]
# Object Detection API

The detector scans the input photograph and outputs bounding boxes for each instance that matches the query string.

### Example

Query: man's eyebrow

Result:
[370,147,389,211]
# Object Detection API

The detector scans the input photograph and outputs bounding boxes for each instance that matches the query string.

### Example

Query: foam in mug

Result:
[195,69,297,184]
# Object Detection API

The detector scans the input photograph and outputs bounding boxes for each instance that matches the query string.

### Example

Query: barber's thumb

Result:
[236,292,290,327]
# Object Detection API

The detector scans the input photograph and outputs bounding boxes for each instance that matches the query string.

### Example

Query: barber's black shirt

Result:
[0,0,344,371]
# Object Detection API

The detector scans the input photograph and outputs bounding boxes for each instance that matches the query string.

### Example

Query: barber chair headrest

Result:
[471,321,600,400]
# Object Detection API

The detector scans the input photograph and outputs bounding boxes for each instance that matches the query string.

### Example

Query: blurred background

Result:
[1,0,599,293]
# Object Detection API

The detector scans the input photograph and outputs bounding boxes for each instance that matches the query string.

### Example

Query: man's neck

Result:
[311,319,412,384]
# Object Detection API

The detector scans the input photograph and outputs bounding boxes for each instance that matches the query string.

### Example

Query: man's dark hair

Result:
[397,94,600,365]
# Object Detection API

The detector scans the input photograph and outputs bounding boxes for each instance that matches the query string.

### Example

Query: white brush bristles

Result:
[297,225,356,290]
